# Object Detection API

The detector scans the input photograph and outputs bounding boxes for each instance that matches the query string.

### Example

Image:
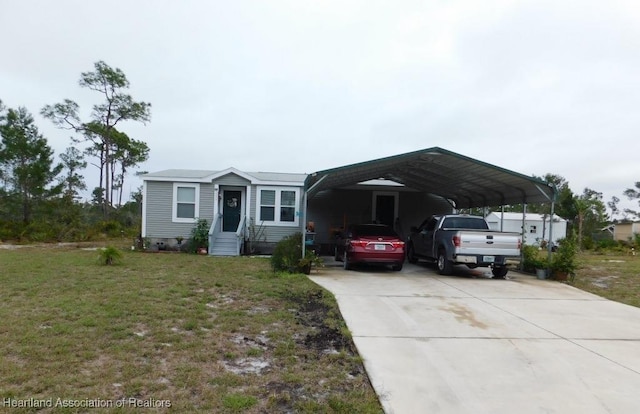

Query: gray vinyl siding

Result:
[214,175,250,187]
[248,185,305,243]
[144,181,214,239]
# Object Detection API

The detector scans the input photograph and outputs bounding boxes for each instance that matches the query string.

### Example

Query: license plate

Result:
[483,256,495,263]
[374,244,386,251]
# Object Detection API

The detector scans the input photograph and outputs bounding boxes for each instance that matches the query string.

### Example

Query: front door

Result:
[375,194,396,227]
[222,190,242,232]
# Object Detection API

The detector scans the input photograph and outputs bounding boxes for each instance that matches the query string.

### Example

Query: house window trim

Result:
[257,186,300,227]
[172,183,200,223]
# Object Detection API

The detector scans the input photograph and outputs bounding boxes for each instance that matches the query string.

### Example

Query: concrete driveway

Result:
[310,262,640,414]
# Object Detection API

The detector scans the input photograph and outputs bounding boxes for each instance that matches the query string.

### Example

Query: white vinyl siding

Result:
[172,183,200,223]
[257,187,300,226]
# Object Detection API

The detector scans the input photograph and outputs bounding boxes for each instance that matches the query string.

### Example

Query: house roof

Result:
[304,147,556,208]
[142,169,307,185]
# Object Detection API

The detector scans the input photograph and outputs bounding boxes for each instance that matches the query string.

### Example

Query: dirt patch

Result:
[591,275,619,289]
[289,290,355,354]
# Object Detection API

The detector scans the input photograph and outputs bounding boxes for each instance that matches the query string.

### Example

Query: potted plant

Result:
[528,255,549,279]
[190,219,209,254]
[551,237,578,281]
[297,251,324,275]
[522,245,547,276]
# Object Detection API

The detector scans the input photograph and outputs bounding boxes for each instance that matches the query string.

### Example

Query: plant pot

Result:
[553,271,569,281]
[535,268,547,280]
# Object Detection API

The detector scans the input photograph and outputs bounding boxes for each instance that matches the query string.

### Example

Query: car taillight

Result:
[349,240,368,247]
[391,241,405,248]
[452,235,461,247]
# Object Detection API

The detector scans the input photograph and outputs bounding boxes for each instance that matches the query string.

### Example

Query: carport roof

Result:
[304,147,556,208]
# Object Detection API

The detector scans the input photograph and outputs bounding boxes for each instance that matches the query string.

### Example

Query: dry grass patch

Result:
[570,252,640,308]
[0,246,381,413]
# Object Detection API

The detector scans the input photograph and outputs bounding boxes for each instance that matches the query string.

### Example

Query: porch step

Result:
[210,233,240,256]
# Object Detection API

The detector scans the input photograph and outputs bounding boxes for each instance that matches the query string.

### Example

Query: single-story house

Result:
[485,212,567,246]
[142,168,308,255]
[141,147,558,255]
[613,222,640,242]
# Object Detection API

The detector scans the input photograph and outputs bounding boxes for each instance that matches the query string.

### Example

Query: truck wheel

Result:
[492,266,508,279]
[407,244,418,264]
[343,252,352,270]
[437,250,453,275]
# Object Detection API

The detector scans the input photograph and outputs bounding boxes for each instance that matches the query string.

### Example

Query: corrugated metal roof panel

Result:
[304,147,556,208]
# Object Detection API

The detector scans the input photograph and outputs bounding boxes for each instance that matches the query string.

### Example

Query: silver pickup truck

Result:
[406,215,521,278]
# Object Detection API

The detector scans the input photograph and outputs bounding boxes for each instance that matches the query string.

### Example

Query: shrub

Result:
[595,238,622,252]
[99,246,123,265]
[521,245,545,272]
[96,220,123,237]
[551,236,578,276]
[272,233,303,272]
[271,233,323,274]
[189,218,209,253]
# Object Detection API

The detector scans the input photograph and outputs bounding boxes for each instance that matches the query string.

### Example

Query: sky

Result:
[1,0,639,216]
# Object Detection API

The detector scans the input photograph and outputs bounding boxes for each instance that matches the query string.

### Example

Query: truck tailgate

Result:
[456,231,521,257]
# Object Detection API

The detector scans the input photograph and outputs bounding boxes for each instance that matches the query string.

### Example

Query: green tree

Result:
[573,188,608,249]
[607,196,621,221]
[59,146,87,199]
[0,106,63,224]
[108,130,149,207]
[623,182,640,219]
[41,61,151,216]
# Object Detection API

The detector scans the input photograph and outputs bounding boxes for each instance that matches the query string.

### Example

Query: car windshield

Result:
[352,225,398,237]
[441,217,489,230]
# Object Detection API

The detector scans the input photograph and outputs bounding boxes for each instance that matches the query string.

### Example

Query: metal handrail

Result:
[235,215,247,255]
[207,214,222,254]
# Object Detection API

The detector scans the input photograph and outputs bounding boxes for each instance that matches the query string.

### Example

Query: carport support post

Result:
[301,190,308,258]
[520,205,527,269]
[547,200,556,273]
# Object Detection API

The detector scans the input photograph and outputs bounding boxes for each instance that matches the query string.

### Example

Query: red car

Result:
[335,224,405,271]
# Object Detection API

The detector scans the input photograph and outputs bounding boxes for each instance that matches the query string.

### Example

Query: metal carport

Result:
[302,147,557,257]
[304,147,555,208]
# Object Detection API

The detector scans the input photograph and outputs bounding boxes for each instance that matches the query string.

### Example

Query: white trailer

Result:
[485,212,567,246]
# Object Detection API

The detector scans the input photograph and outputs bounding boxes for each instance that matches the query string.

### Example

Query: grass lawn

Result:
[0,245,382,413]
[572,251,640,308]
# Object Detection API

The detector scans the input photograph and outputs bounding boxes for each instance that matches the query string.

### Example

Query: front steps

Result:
[210,232,239,256]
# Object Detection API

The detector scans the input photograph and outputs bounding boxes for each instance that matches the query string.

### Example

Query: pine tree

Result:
[0,106,63,224]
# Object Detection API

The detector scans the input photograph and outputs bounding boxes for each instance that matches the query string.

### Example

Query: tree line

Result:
[2,61,640,245]
[0,61,150,241]
[461,173,640,250]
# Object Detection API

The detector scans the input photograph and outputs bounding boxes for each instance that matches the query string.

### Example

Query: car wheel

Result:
[492,266,508,279]
[392,263,403,271]
[343,251,351,270]
[407,244,418,264]
[436,250,453,275]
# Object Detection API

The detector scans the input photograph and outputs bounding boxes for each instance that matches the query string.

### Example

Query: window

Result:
[173,183,199,222]
[257,187,299,226]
